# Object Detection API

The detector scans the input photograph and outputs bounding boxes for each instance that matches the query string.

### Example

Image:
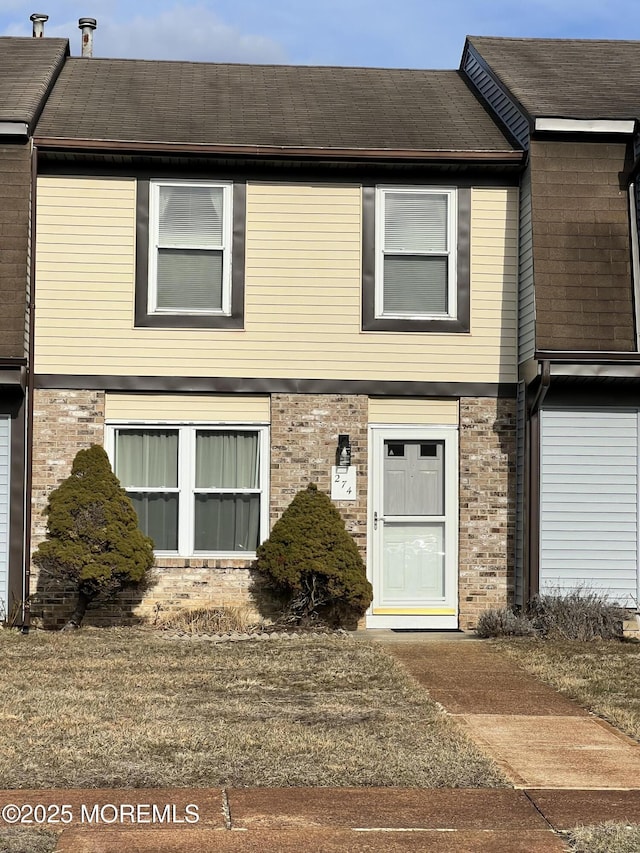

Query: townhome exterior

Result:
[23,51,524,630]
[0,36,67,623]
[463,36,640,609]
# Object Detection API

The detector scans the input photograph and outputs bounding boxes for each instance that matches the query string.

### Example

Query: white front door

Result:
[367,426,458,628]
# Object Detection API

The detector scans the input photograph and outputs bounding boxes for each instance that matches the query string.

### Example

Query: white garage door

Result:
[540,409,638,607]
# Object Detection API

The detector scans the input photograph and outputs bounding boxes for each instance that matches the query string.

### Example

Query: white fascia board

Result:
[535,117,635,134]
[550,363,640,378]
[0,122,28,137]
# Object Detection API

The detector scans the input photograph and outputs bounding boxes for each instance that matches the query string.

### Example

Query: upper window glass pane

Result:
[384,192,448,253]
[195,431,259,489]
[114,430,178,488]
[158,185,224,247]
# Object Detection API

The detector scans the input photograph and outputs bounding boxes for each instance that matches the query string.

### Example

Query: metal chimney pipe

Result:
[30,13,49,38]
[78,17,97,57]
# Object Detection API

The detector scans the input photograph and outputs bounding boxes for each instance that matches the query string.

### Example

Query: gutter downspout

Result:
[528,359,551,415]
[22,143,37,633]
[526,360,550,601]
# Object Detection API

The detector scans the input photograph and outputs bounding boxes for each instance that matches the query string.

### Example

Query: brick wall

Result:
[458,397,516,629]
[29,389,264,626]
[270,393,368,558]
[30,390,370,627]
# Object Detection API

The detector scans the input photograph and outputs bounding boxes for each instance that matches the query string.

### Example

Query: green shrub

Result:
[255,482,372,627]
[475,607,535,638]
[33,445,155,629]
[528,589,625,641]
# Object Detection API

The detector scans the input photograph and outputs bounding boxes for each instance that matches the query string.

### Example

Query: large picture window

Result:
[135,179,246,329]
[110,425,267,556]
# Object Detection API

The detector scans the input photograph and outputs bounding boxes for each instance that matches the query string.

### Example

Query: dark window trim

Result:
[135,179,246,329]
[362,184,471,333]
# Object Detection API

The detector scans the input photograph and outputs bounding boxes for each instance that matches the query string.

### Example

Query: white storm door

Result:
[368,427,458,628]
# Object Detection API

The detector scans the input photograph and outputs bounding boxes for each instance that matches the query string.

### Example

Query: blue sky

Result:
[1,0,638,66]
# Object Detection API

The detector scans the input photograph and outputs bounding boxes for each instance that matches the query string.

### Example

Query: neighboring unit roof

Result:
[467,36,640,121]
[0,37,69,129]
[34,58,520,157]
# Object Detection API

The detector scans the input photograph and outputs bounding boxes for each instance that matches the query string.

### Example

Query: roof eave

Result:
[33,136,524,162]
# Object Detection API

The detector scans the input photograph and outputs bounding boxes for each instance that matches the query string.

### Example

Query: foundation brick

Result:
[458,397,516,629]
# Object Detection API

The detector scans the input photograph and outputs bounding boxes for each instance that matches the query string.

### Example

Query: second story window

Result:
[362,184,470,333]
[135,178,246,329]
[149,181,232,315]
[376,187,456,319]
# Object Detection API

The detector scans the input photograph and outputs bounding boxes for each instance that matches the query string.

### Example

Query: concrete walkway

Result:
[3,633,640,851]
[383,636,640,789]
[2,786,636,851]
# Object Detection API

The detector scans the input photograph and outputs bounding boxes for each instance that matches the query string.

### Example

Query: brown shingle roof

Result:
[35,58,518,154]
[468,36,640,121]
[0,37,68,128]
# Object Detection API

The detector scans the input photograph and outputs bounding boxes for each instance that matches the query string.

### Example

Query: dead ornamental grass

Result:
[0,828,57,853]
[0,629,506,789]
[567,822,640,853]
[496,638,640,740]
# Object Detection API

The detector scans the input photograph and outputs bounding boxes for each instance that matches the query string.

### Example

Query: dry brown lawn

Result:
[567,823,640,853]
[0,628,506,789]
[496,638,640,740]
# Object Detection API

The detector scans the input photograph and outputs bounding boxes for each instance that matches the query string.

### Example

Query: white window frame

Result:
[105,422,269,559]
[148,179,233,316]
[375,185,457,320]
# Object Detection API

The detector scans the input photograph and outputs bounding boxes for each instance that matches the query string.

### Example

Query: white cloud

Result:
[36,4,288,62]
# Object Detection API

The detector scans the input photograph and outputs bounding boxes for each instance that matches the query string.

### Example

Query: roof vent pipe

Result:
[78,17,96,57]
[30,13,48,37]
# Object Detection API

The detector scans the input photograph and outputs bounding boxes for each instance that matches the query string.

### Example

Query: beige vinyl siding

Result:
[368,398,458,425]
[105,393,270,422]
[35,179,517,383]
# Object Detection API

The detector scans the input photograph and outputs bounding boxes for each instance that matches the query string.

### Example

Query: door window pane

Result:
[384,440,444,516]
[382,522,445,601]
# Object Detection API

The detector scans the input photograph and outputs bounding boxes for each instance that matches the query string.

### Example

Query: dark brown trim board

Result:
[34,374,517,398]
[35,136,524,163]
[135,180,246,330]
[362,185,471,333]
[1,391,26,622]
[528,407,540,598]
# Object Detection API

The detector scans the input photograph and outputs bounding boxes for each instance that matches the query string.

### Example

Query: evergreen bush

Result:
[33,445,154,629]
[255,482,372,626]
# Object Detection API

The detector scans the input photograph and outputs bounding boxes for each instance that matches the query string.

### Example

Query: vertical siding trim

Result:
[514,381,525,607]
[0,417,10,618]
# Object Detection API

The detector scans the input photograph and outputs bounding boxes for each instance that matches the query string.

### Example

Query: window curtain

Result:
[194,431,260,551]
[115,430,178,487]
[115,430,179,551]
[195,431,259,488]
